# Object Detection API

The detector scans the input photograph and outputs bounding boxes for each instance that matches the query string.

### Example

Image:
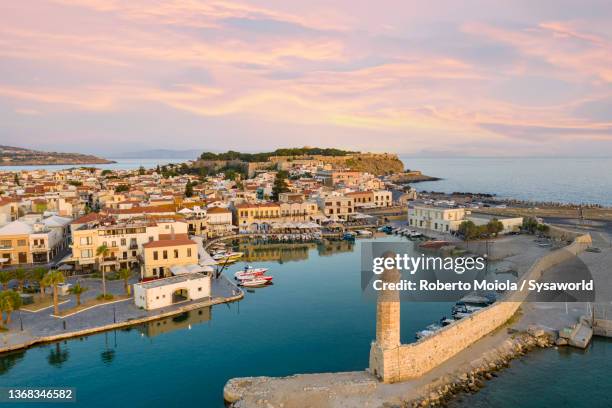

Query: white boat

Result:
[409,231,423,238]
[356,229,373,236]
[239,278,271,287]
[234,266,269,280]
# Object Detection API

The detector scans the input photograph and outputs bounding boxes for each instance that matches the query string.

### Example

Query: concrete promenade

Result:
[0,274,242,354]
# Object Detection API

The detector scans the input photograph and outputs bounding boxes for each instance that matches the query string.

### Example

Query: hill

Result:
[0,145,114,166]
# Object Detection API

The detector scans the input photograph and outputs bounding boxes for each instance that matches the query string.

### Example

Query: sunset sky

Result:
[0,0,611,156]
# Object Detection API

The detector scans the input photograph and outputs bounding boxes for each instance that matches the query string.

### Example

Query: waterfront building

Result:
[408,202,523,234]
[234,202,281,232]
[141,234,198,279]
[205,206,235,237]
[407,203,466,233]
[70,218,188,273]
[316,193,354,220]
[133,272,211,310]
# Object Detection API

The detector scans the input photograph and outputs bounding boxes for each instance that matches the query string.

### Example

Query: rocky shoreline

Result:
[407,326,556,407]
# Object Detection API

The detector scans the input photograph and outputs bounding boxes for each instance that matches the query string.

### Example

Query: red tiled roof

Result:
[143,237,195,248]
[207,207,231,214]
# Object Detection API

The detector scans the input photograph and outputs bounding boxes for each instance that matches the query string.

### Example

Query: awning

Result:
[170,264,214,275]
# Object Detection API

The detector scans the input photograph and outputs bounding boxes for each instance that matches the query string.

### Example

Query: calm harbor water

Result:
[0,237,452,408]
[449,338,612,408]
[400,157,612,206]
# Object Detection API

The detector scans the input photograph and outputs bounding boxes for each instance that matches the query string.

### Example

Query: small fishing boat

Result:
[239,278,272,287]
[356,229,373,237]
[234,267,270,280]
[343,231,356,241]
[213,251,244,262]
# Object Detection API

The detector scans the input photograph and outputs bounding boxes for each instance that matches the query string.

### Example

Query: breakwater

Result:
[370,227,592,382]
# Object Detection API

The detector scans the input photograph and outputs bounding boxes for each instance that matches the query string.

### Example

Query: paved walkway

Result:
[0,274,240,351]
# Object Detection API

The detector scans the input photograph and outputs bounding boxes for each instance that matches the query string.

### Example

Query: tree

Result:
[29,267,47,296]
[14,173,20,186]
[486,218,504,237]
[117,268,132,295]
[0,290,22,327]
[138,166,146,175]
[271,170,290,201]
[115,185,129,193]
[47,343,69,367]
[458,220,479,247]
[96,244,110,297]
[13,267,26,292]
[42,270,65,316]
[0,270,12,291]
[184,181,193,197]
[522,217,539,234]
[69,283,88,306]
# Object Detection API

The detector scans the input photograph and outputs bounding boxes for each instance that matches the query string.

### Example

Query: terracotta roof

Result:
[143,237,195,249]
[70,212,103,225]
[207,206,231,214]
[235,202,280,209]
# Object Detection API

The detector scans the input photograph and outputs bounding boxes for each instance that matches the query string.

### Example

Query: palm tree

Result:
[96,244,110,297]
[29,267,47,296]
[0,291,22,326]
[13,267,26,292]
[117,268,132,295]
[42,270,65,316]
[69,283,88,306]
[0,270,12,291]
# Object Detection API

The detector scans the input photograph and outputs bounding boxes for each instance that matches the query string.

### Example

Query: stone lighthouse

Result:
[369,253,402,383]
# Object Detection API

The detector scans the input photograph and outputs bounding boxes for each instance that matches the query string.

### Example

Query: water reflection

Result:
[47,342,69,368]
[137,307,212,338]
[101,332,116,365]
[0,349,25,375]
[233,239,354,263]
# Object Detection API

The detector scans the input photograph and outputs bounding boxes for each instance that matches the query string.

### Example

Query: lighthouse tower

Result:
[369,257,401,382]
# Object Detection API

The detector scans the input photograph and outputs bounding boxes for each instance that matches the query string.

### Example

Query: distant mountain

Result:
[109,149,202,159]
[0,145,114,166]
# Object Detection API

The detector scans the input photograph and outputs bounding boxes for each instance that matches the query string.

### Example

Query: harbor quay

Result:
[0,273,242,354]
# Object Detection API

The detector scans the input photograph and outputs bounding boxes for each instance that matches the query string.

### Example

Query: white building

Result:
[133,271,211,310]
[408,202,523,234]
[408,203,466,233]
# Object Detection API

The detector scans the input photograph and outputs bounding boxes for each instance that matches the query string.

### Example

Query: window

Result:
[163,250,168,259]
[153,251,158,260]
[80,249,93,258]
[80,236,92,245]
[174,249,179,258]
[0,240,11,248]
[198,287,202,291]
[17,239,27,246]
[121,238,126,246]
[111,241,116,247]
[187,248,192,257]
[148,236,154,242]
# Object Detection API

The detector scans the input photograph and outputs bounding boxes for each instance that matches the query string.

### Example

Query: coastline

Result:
[0,160,116,167]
